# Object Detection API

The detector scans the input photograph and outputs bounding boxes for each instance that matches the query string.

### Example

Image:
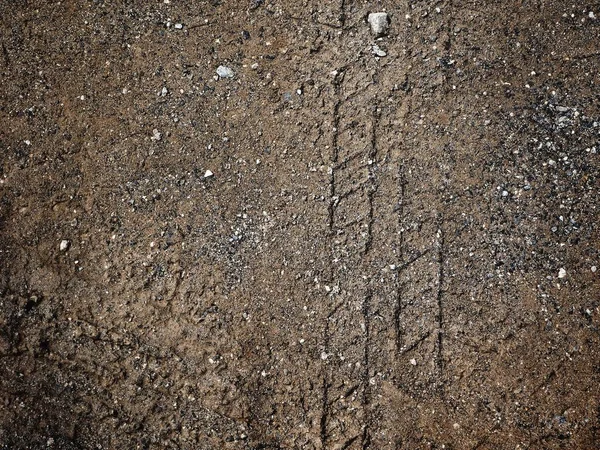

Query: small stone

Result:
[410,358,417,366]
[558,268,567,279]
[203,169,214,178]
[368,12,390,37]
[321,352,328,360]
[372,44,387,57]
[151,129,162,141]
[216,65,235,79]
[591,266,597,273]
[174,23,183,29]
[60,240,70,251]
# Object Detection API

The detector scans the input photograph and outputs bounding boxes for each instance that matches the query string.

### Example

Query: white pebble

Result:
[151,129,162,141]
[591,266,597,273]
[60,240,70,251]
[372,44,387,57]
[368,12,390,36]
[410,358,417,366]
[216,65,235,79]
[203,169,214,178]
[558,268,567,279]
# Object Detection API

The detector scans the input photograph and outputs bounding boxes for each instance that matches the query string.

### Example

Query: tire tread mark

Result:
[435,215,446,393]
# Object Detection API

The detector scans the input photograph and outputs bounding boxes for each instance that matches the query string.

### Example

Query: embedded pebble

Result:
[216,65,235,78]
[368,12,390,36]
[372,44,387,57]
[151,129,162,141]
[60,240,70,251]
[558,268,567,279]
[204,169,214,178]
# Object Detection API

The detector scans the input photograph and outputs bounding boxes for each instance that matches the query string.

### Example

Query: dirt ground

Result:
[1,0,599,448]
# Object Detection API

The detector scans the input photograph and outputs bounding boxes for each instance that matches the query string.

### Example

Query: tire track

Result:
[321,64,379,448]
[321,1,454,446]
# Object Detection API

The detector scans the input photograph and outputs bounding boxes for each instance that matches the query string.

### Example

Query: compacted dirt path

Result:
[1,1,599,448]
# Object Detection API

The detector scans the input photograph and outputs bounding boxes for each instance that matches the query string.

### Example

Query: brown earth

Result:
[1,1,600,448]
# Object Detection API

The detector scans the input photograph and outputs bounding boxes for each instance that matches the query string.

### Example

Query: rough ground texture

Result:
[1,1,600,449]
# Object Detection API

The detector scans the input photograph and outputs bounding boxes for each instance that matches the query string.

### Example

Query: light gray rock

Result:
[216,65,235,79]
[368,12,389,36]
[372,44,387,57]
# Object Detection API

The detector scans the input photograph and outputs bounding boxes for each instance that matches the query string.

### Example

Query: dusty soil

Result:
[1,1,600,448]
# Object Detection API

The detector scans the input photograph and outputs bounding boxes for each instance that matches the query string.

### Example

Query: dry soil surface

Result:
[1,1,600,449]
